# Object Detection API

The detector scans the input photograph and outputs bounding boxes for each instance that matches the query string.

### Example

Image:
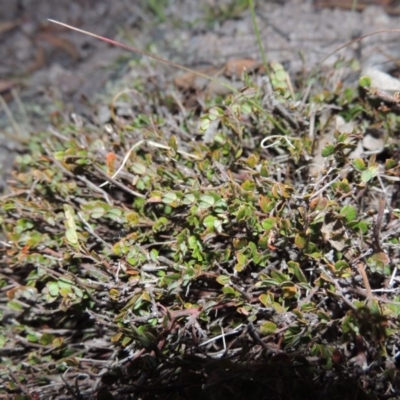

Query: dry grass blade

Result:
[317,28,400,69]
[47,19,237,94]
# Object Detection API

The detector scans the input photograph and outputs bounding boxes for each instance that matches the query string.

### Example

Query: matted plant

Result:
[2,3,400,399]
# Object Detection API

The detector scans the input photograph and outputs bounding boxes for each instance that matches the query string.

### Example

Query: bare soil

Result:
[2,0,400,230]
[1,0,400,124]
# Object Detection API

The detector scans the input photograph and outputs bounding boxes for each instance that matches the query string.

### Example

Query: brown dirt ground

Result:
[2,1,400,240]
[1,0,400,138]
[2,0,400,225]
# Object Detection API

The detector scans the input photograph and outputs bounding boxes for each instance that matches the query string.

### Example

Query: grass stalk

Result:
[248,0,270,76]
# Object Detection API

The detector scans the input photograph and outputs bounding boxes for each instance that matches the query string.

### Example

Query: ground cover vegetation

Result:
[2,3,400,399]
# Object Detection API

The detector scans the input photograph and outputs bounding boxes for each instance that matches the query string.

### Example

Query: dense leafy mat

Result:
[1,61,400,399]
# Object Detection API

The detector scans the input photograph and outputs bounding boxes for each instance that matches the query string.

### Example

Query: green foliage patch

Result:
[1,60,400,399]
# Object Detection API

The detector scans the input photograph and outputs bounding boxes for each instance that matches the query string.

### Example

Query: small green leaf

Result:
[182,193,196,205]
[64,204,79,245]
[259,293,272,307]
[216,275,230,285]
[223,286,237,295]
[355,220,368,234]
[52,337,64,347]
[47,281,59,297]
[352,158,366,171]
[73,286,83,298]
[241,180,256,191]
[58,279,73,289]
[247,154,259,168]
[334,260,346,269]
[386,296,400,316]
[321,144,335,157]
[359,75,371,88]
[385,159,397,170]
[7,300,24,311]
[262,218,276,231]
[271,270,290,283]
[200,118,211,132]
[27,333,39,343]
[162,192,178,204]
[337,179,352,193]
[234,251,248,272]
[295,233,307,249]
[281,282,297,298]
[288,261,307,283]
[40,333,55,345]
[54,151,65,161]
[131,162,147,175]
[0,334,7,349]
[259,321,277,335]
[91,207,106,219]
[361,170,372,182]
[109,288,119,300]
[241,103,252,114]
[208,107,224,120]
[361,166,378,183]
[126,211,139,226]
[199,195,215,209]
[65,228,79,245]
[214,199,227,213]
[203,215,217,229]
[168,135,178,152]
[340,205,357,222]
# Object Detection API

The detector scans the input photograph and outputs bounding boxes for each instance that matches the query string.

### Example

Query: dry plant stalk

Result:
[48,19,400,89]
[47,19,237,95]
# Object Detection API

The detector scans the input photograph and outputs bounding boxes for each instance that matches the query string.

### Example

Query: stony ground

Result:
[1,0,400,136]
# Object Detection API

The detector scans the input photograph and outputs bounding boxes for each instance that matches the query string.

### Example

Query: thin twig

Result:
[0,190,30,200]
[77,211,112,249]
[388,267,398,288]
[12,88,30,127]
[61,373,81,400]
[98,140,144,188]
[48,126,70,141]
[199,324,244,347]
[310,172,342,200]
[317,28,400,70]
[0,95,23,141]
[247,322,280,353]
[93,164,146,198]
[248,0,269,75]
[356,262,373,305]
[260,135,297,149]
[47,19,237,94]
[76,175,112,205]
[7,367,32,397]
[319,266,357,310]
